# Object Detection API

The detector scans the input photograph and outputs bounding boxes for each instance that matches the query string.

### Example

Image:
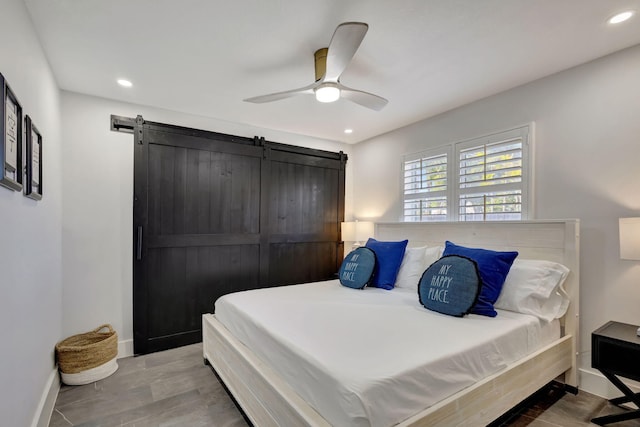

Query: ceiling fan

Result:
[243,22,388,111]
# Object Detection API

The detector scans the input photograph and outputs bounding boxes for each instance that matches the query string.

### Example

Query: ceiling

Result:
[24,0,640,144]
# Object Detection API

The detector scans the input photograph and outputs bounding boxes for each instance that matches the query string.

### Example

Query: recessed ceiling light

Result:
[117,79,133,87]
[608,10,635,24]
[344,129,353,134]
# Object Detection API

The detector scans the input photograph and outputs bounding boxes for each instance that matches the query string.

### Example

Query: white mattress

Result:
[215,280,560,427]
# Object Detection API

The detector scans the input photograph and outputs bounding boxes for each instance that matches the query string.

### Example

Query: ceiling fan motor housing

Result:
[314,48,328,81]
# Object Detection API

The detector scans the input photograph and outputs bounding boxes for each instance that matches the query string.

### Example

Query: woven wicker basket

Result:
[55,324,118,385]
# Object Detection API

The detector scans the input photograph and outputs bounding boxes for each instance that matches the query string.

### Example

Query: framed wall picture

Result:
[25,115,42,200]
[0,72,23,192]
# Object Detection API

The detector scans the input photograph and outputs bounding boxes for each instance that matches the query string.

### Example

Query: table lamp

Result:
[341,220,374,250]
[619,217,640,335]
[620,218,640,260]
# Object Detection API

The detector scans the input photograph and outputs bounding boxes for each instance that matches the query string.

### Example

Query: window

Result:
[402,125,531,222]
[403,148,449,222]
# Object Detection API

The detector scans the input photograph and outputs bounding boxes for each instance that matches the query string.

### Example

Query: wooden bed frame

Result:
[203,220,580,426]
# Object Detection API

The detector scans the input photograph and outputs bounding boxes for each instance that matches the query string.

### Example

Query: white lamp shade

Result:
[341,221,374,243]
[341,221,356,241]
[619,217,640,260]
[354,221,374,242]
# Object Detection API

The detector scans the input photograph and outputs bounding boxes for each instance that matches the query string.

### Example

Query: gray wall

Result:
[351,44,640,397]
[0,0,63,425]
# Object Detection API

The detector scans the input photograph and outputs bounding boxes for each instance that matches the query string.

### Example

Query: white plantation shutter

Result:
[402,148,449,221]
[402,125,531,222]
[455,126,530,221]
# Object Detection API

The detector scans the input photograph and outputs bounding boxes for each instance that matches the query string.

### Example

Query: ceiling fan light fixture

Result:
[315,84,340,103]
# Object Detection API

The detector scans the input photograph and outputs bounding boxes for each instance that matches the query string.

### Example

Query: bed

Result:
[203,220,580,426]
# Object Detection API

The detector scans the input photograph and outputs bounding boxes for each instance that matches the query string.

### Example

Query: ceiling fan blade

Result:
[244,82,318,104]
[339,85,388,111]
[324,22,368,82]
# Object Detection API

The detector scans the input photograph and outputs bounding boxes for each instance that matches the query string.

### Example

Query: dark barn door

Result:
[132,119,345,354]
[266,146,344,285]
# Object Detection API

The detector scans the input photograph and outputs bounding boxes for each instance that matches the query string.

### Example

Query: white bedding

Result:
[215,280,560,427]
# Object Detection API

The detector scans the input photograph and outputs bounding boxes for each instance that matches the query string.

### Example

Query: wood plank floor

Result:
[49,343,640,426]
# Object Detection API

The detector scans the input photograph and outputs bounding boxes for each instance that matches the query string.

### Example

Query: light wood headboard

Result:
[375,220,580,387]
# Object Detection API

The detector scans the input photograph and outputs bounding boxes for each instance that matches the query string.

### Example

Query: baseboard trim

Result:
[31,368,60,427]
[118,338,134,358]
[31,339,134,427]
[579,367,640,399]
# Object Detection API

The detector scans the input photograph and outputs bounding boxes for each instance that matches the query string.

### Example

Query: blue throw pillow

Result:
[365,238,408,290]
[419,255,481,317]
[338,247,377,289]
[442,241,518,317]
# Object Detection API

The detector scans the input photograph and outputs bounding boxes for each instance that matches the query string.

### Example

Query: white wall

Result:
[5,1,633,420]
[352,44,640,397]
[0,0,63,425]
[60,91,353,356]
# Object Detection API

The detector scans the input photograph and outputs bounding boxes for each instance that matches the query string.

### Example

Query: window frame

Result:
[401,124,533,222]
[402,145,452,222]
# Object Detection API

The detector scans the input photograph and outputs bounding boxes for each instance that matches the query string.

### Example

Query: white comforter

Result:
[215,280,558,427]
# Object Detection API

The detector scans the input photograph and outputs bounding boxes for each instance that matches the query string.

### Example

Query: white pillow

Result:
[395,246,443,291]
[423,246,443,268]
[494,259,570,322]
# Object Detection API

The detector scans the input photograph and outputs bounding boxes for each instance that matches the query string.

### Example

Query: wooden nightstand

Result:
[592,321,640,425]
